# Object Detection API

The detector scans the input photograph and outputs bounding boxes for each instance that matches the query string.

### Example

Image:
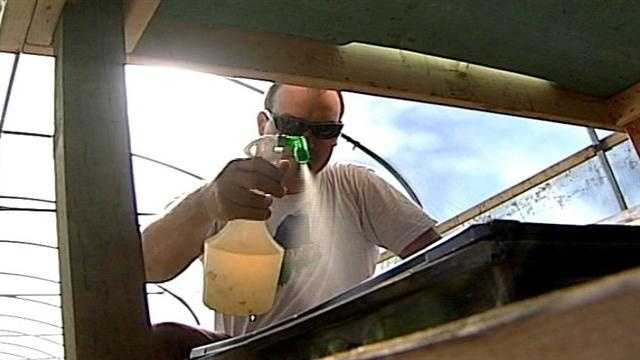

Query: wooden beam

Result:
[0,0,159,56]
[25,0,65,47]
[612,82,640,158]
[54,0,149,358]
[0,0,36,53]
[0,0,6,28]
[609,82,640,127]
[22,42,54,56]
[124,0,160,53]
[321,266,640,360]
[434,132,628,235]
[377,132,629,263]
[130,20,618,130]
[626,120,640,159]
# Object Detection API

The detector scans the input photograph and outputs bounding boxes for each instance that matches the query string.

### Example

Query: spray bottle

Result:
[203,135,310,316]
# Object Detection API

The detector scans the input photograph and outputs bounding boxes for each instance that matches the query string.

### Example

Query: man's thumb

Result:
[277,159,292,172]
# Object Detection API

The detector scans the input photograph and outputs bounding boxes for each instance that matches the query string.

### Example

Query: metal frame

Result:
[0,52,18,140]
[379,131,632,263]
[586,128,628,211]
[436,132,629,235]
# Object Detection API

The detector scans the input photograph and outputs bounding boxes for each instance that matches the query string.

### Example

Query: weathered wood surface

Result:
[54,0,149,358]
[130,20,618,130]
[0,0,36,52]
[193,222,640,360]
[435,132,628,235]
[3,0,638,132]
[612,80,640,159]
[25,0,65,46]
[626,119,640,158]
[610,82,640,127]
[321,265,640,360]
[124,0,160,53]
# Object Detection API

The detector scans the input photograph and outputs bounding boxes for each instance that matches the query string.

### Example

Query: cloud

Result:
[333,90,596,221]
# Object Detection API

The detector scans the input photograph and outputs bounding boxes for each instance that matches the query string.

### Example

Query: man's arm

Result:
[398,227,441,259]
[142,187,212,283]
[346,165,440,259]
[142,158,286,283]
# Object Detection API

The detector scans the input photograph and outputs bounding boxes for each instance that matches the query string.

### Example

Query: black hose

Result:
[340,133,423,207]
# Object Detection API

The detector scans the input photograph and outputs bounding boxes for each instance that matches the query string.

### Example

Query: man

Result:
[143,83,440,358]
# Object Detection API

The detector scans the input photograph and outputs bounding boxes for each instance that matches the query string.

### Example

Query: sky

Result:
[0,53,639,358]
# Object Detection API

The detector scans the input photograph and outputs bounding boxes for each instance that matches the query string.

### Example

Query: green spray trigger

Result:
[278,135,311,164]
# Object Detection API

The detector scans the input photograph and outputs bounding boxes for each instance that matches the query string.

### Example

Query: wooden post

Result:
[54,1,150,359]
[609,82,640,158]
[626,120,640,158]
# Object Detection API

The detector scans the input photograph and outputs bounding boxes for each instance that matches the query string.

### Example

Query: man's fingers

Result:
[278,159,291,173]
[227,186,273,209]
[235,157,284,183]
[220,195,271,221]
[235,170,286,198]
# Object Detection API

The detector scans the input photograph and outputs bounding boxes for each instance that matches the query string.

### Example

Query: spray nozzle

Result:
[277,135,311,164]
[244,135,311,165]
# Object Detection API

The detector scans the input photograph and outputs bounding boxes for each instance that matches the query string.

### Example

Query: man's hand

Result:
[201,157,288,221]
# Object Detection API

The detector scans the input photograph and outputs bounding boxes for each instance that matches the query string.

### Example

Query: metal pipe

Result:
[131,153,204,180]
[155,284,201,326]
[4,296,61,309]
[0,330,63,346]
[0,53,20,141]
[586,128,628,211]
[0,195,56,204]
[0,314,61,328]
[1,129,52,138]
[0,351,27,359]
[0,240,58,250]
[0,206,55,212]
[435,132,628,235]
[0,272,60,284]
[0,341,59,359]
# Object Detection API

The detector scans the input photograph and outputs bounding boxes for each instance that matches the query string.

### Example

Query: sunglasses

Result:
[267,111,343,139]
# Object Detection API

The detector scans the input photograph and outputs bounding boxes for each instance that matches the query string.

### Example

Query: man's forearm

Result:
[142,186,212,282]
[399,227,441,259]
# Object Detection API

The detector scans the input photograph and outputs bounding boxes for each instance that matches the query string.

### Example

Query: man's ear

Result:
[257,111,269,136]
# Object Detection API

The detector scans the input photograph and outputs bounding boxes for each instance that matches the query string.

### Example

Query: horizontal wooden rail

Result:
[322,265,640,360]
[379,132,629,263]
[129,20,618,130]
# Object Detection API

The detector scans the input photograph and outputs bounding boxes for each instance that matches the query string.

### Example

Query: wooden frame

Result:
[25,0,64,47]
[626,120,640,156]
[0,2,638,358]
[2,1,639,133]
[321,266,640,360]
[129,21,617,130]
[610,82,640,128]
[611,81,640,154]
[435,132,629,234]
[124,0,160,53]
[0,0,36,53]
[377,132,629,264]
[54,0,149,358]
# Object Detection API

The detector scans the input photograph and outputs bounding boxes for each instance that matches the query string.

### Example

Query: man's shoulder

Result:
[324,162,375,179]
[320,162,379,198]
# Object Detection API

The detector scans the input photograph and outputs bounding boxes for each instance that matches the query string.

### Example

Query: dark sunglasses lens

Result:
[312,124,343,139]
[275,117,307,135]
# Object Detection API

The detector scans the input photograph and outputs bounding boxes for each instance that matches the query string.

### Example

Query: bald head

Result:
[265,84,343,122]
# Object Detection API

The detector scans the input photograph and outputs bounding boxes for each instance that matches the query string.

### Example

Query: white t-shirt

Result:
[207,163,436,337]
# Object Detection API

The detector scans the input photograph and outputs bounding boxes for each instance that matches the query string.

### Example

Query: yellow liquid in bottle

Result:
[203,220,284,316]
